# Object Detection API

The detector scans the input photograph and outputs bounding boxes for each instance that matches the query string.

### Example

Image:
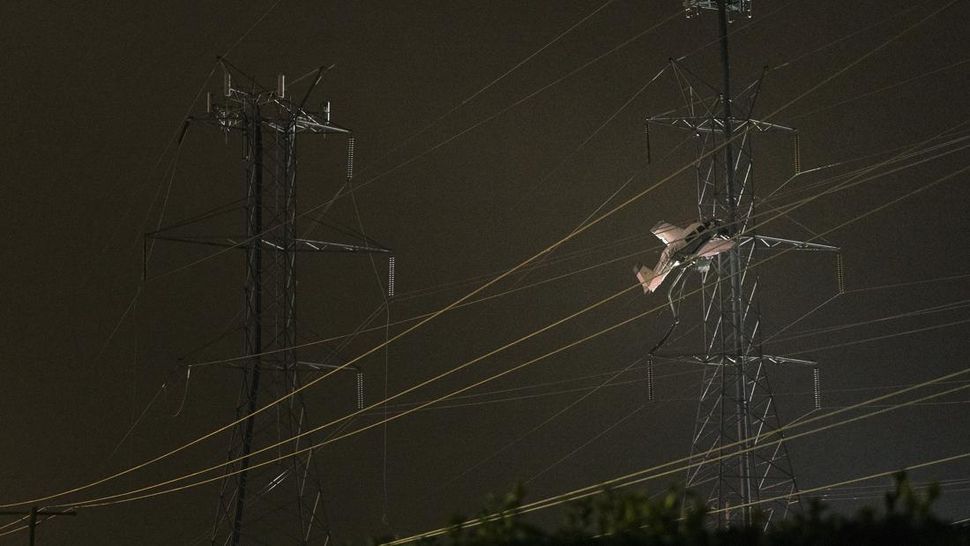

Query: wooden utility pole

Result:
[0,507,76,546]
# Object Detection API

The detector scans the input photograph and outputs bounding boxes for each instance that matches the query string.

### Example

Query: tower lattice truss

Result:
[684,0,751,19]
[180,70,390,546]
[647,59,838,526]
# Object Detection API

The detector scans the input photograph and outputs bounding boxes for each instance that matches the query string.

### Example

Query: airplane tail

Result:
[634,263,656,294]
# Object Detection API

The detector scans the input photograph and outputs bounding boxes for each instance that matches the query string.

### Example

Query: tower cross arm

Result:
[291,111,351,134]
[761,355,818,367]
[187,111,246,131]
[262,114,350,134]
[684,0,751,18]
[741,235,839,252]
[142,235,391,254]
[295,238,391,254]
[646,116,795,134]
[649,353,817,367]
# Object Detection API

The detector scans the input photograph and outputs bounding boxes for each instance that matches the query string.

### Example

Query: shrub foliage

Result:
[378,473,970,545]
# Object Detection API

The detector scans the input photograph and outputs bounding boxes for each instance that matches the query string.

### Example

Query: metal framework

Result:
[684,0,751,19]
[646,1,837,527]
[152,66,391,545]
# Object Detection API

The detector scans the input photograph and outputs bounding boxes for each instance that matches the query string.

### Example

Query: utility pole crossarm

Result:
[0,508,77,546]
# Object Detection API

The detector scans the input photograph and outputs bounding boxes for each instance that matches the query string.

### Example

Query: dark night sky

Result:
[2,0,970,544]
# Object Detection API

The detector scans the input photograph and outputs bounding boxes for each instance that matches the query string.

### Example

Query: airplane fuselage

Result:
[635,219,734,294]
[670,221,716,261]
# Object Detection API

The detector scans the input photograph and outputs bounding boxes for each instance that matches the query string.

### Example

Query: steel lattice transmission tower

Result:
[156,65,392,545]
[644,0,838,526]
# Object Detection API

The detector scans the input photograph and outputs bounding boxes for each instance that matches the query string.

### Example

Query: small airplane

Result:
[634,219,735,293]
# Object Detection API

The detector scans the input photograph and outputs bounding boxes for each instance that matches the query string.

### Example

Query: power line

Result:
[32,145,970,514]
[380,379,970,544]
[769,0,935,72]
[769,298,970,345]
[193,125,970,355]
[76,157,970,517]
[437,357,651,490]
[790,56,970,121]
[533,385,970,516]
[58,163,970,510]
[713,451,970,516]
[314,10,685,207]
[783,317,970,356]
[69,361,970,513]
[77,0,291,389]
[374,322,970,417]
[187,89,970,372]
[5,2,958,511]
[347,0,621,181]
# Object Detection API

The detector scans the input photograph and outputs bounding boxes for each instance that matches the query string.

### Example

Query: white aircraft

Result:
[634,220,735,293]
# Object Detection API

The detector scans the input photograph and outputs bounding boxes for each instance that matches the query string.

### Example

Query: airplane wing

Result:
[697,238,735,258]
[650,221,684,245]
